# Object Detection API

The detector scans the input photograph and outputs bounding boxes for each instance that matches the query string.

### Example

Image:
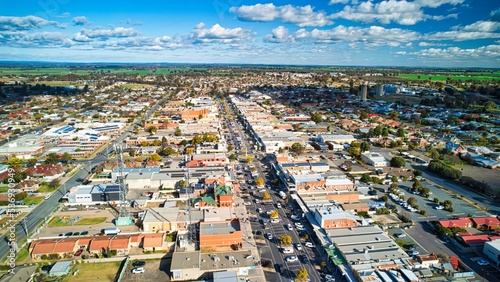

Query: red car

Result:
[74,250,82,256]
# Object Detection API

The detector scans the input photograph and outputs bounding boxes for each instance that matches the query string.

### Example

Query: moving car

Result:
[44,194,51,200]
[74,249,82,256]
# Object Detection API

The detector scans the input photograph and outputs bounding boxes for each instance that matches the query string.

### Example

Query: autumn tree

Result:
[262,191,270,200]
[255,177,264,187]
[280,235,292,245]
[269,210,279,218]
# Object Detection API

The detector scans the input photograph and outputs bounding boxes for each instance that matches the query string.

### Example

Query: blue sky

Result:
[0,0,498,67]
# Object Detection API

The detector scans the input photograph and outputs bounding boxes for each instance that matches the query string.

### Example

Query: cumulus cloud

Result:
[331,0,464,25]
[79,27,140,39]
[0,15,63,31]
[230,4,333,27]
[427,20,500,41]
[418,41,449,46]
[329,0,351,4]
[295,25,420,47]
[264,26,295,43]
[0,31,71,48]
[190,23,252,43]
[72,16,88,26]
[411,44,500,59]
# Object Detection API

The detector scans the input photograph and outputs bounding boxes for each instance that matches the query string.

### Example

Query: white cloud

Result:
[72,16,88,26]
[0,15,63,31]
[190,23,252,44]
[491,8,500,21]
[295,25,420,46]
[427,20,500,41]
[329,0,351,4]
[411,45,500,59]
[418,41,449,46]
[230,4,333,27]
[395,51,406,54]
[331,0,464,25]
[264,26,295,43]
[414,0,464,8]
[80,27,140,38]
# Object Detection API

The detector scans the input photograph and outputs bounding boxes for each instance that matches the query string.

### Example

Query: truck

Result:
[103,227,120,236]
[279,191,287,199]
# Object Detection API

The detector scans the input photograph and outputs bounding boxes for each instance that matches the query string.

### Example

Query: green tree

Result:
[391,175,399,183]
[26,158,38,167]
[228,154,236,161]
[290,142,305,155]
[148,153,162,162]
[227,145,234,152]
[484,100,497,111]
[407,197,418,207]
[433,197,440,204]
[296,268,308,281]
[177,180,188,188]
[311,112,322,124]
[174,128,182,136]
[146,126,157,135]
[280,235,292,245]
[360,141,370,153]
[161,147,177,156]
[396,128,406,138]
[361,174,372,183]
[443,200,453,210]
[49,178,60,188]
[179,139,188,146]
[45,152,59,164]
[61,152,72,163]
[128,150,136,157]
[381,195,389,202]
[390,156,406,168]
[389,111,399,120]
[412,180,422,191]
[6,157,24,168]
[152,140,162,146]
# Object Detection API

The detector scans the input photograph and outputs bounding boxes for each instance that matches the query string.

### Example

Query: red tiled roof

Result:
[88,237,110,252]
[109,235,130,250]
[25,164,64,177]
[471,216,500,227]
[438,218,472,228]
[143,233,164,248]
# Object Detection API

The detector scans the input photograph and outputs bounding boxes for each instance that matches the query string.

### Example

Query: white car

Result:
[285,256,298,262]
[257,208,263,213]
[435,205,444,210]
[408,250,419,256]
[282,248,293,254]
[44,194,51,200]
[131,267,145,274]
[243,202,251,206]
[477,260,490,266]
[294,222,303,227]
[266,233,273,240]
[394,233,406,238]
[295,243,303,250]
[305,242,314,248]
[270,219,280,224]
[286,224,293,231]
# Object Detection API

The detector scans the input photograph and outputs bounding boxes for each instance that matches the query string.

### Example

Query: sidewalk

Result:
[233,196,266,282]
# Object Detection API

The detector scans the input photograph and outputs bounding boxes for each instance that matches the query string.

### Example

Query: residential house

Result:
[471,216,500,230]
[438,218,473,229]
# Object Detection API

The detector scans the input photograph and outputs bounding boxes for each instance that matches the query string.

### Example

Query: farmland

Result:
[398,71,500,82]
[0,66,207,76]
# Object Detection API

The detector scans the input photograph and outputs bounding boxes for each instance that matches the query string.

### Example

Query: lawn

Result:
[0,184,9,193]
[37,183,58,193]
[15,248,29,263]
[23,196,44,205]
[48,216,107,227]
[61,261,122,282]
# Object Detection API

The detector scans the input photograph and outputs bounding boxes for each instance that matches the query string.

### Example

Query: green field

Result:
[398,72,500,81]
[0,66,207,76]
[62,261,122,282]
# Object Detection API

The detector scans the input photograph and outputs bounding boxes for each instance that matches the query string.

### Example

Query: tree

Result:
[255,177,264,187]
[381,195,389,202]
[269,210,279,218]
[396,128,406,138]
[311,112,322,124]
[389,110,399,120]
[361,174,372,183]
[177,180,188,188]
[228,154,236,161]
[227,145,234,152]
[413,169,422,177]
[61,152,72,163]
[484,100,497,111]
[6,156,24,168]
[407,197,417,207]
[246,155,254,163]
[412,180,422,191]
[179,139,188,146]
[146,126,157,135]
[433,197,440,204]
[152,140,162,146]
[391,175,399,183]
[290,142,305,155]
[296,268,308,281]
[174,128,182,136]
[443,200,453,209]
[360,141,370,153]
[262,191,270,200]
[278,147,285,154]
[161,147,177,156]
[45,152,59,164]
[148,153,162,162]
[280,235,292,245]
[128,150,136,157]
[26,158,38,167]
[421,187,431,197]
[49,178,60,188]
[390,156,406,168]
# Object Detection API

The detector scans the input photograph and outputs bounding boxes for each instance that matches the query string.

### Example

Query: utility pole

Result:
[22,217,28,235]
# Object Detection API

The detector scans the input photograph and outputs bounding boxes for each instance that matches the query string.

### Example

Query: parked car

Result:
[304,242,314,248]
[394,233,406,238]
[132,261,146,267]
[73,232,80,236]
[295,243,303,251]
[81,231,88,236]
[435,205,444,210]
[300,255,309,263]
[477,260,490,266]
[270,219,280,224]
[266,233,273,240]
[285,256,298,262]
[286,224,293,231]
[74,250,82,256]
[131,267,145,274]
[408,250,419,256]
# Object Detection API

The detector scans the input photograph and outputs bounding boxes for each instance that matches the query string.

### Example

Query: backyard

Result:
[61,261,122,282]
[48,216,107,227]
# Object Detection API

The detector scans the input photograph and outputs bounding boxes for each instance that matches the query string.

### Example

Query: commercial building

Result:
[65,184,121,205]
[313,206,362,229]
[483,239,500,266]
[361,151,389,167]
[199,219,242,250]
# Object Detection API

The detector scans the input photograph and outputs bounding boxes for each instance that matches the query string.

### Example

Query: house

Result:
[471,216,500,230]
[25,164,65,182]
[438,218,473,229]
[14,180,40,192]
[29,238,79,260]
[142,233,166,251]
[88,235,131,256]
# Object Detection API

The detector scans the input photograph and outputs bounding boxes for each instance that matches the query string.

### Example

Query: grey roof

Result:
[49,261,72,275]
[200,220,241,236]
[170,251,200,271]
[142,207,180,223]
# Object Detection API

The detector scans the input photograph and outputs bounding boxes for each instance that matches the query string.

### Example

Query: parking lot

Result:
[122,258,171,282]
